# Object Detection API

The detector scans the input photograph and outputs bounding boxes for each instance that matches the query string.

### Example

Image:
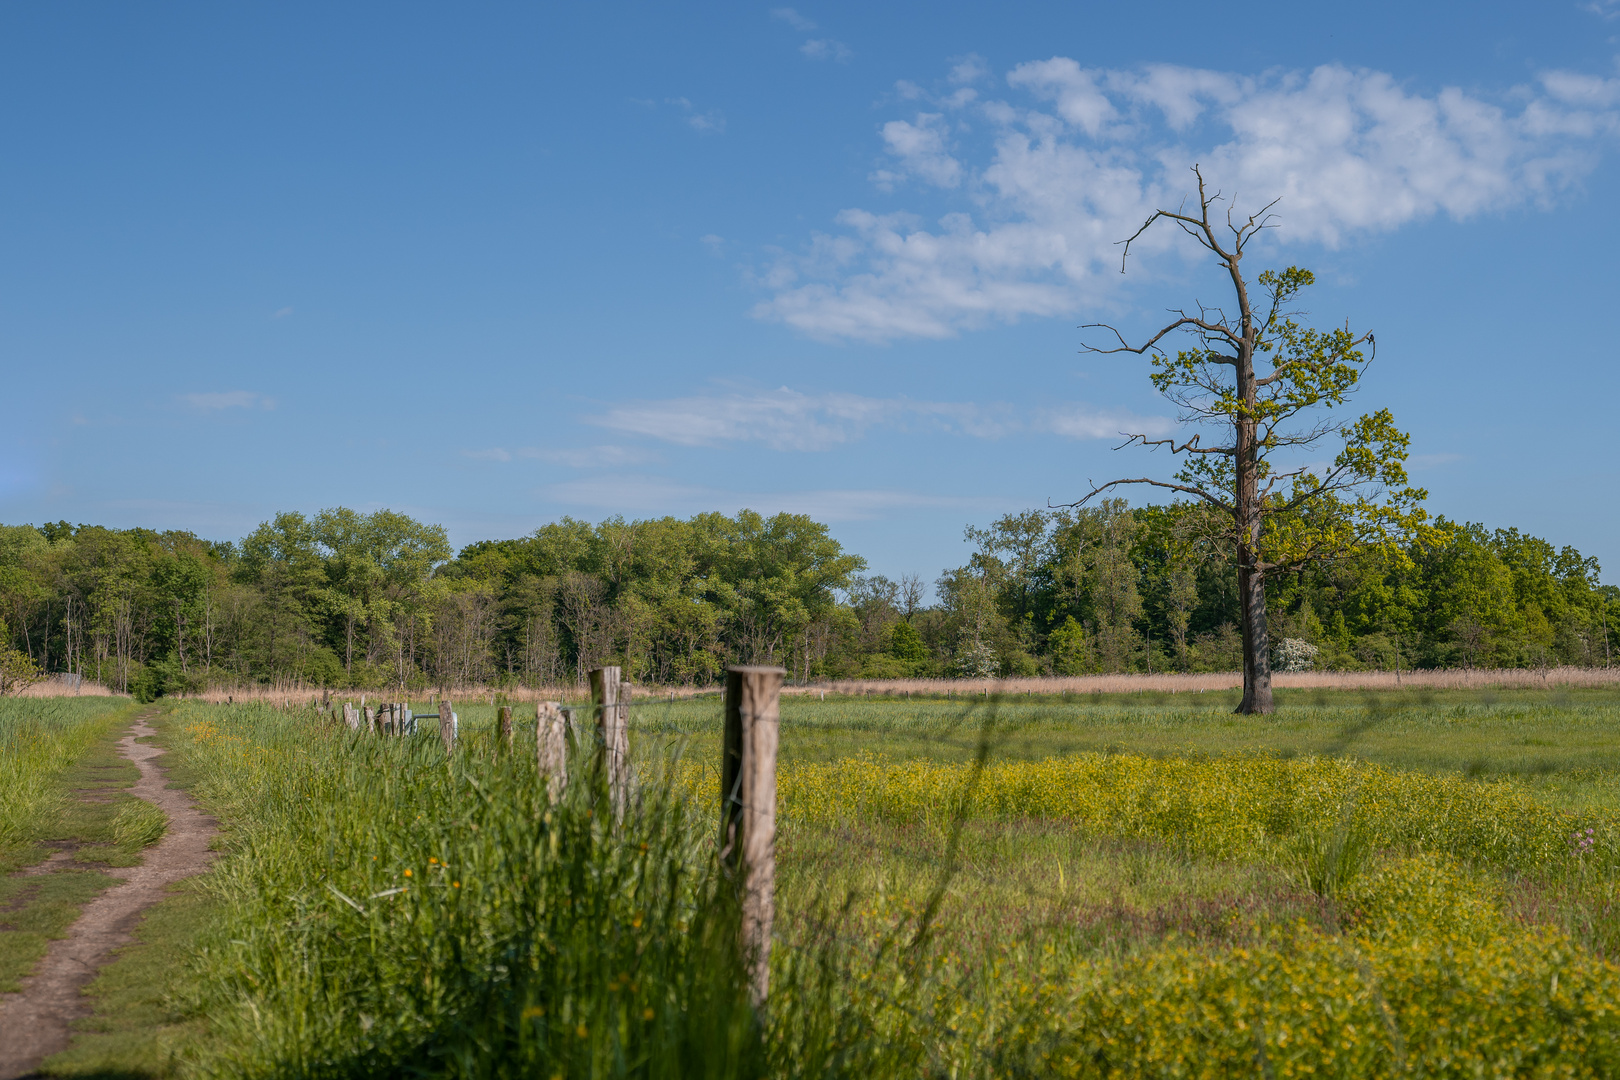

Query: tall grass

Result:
[168,705,928,1079]
[161,700,1620,1077]
[0,696,133,850]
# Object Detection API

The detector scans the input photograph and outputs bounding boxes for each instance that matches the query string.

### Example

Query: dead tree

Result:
[1071,166,1426,714]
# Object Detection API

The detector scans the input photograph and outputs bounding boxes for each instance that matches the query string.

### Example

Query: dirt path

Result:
[0,709,218,1078]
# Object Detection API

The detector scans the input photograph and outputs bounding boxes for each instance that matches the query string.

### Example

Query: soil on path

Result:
[0,709,218,1078]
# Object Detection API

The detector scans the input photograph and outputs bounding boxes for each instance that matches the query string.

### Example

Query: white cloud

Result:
[770,7,816,32]
[1036,405,1175,440]
[801,38,852,63]
[949,54,990,86]
[542,474,1000,521]
[872,113,961,189]
[756,59,1620,342]
[272,306,293,319]
[181,391,275,411]
[666,97,725,134]
[587,388,1166,449]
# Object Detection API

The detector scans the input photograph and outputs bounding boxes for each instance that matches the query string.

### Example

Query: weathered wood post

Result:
[497,705,513,751]
[537,701,567,802]
[342,702,360,731]
[721,664,783,1008]
[589,667,630,818]
[438,699,456,753]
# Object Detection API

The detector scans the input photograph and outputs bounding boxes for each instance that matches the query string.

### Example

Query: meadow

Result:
[20,686,1620,1077]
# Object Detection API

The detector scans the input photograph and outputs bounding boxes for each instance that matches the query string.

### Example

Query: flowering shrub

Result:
[1272,636,1321,672]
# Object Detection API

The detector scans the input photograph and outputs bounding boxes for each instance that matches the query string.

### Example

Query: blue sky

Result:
[3,1,1619,589]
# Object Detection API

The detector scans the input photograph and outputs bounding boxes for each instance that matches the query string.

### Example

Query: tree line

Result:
[0,501,1612,697]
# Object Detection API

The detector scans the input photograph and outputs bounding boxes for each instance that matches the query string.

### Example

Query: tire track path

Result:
[0,709,217,1078]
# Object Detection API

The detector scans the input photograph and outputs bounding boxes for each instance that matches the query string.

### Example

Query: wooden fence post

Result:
[439,699,456,753]
[497,705,513,751]
[537,701,567,802]
[722,664,783,1008]
[589,667,630,818]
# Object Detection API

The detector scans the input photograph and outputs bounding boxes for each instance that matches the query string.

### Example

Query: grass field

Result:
[20,686,1620,1077]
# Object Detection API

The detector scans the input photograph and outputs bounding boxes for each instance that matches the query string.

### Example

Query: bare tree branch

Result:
[1052,477,1233,512]
[1081,316,1241,359]
[1114,432,1235,456]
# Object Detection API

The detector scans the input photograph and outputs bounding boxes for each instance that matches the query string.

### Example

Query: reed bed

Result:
[178,664,1620,708]
[807,665,1620,696]
[13,675,123,698]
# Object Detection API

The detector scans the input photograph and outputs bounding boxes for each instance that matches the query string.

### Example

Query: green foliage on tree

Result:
[1081,171,1428,711]
[889,620,927,662]
[0,619,41,695]
[0,499,1610,691]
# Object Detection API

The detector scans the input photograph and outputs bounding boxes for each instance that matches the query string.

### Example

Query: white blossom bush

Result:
[1274,637,1321,672]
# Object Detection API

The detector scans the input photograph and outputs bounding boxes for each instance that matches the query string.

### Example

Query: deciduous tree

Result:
[1076,168,1426,712]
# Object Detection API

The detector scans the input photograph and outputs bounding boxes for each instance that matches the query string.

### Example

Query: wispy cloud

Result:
[462,445,659,468]
[272,306,294,319]
[531,445,660,468]
[770,7,816,32]
[1036,405,1173,440]
[773,7,851,63]
[755,59,1620,342]
[587,388,1169,450]
[542,474,1001,521]
[180,391,276,411]
[666,96,725,134]
[801,38,852,63]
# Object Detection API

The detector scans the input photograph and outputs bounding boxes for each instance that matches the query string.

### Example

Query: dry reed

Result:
[796,667,1620,696]
[173,665,1620,707]
[12,675,123,698]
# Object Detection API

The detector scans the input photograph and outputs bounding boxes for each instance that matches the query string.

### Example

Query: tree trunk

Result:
[1229,252,1273,715]
[1236,561,1273,713]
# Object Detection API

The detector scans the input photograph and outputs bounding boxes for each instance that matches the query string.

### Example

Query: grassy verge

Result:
[0,699,157,993]
[0,697,141,870]
[31,708,223,1077]
[39,882,220,1078]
